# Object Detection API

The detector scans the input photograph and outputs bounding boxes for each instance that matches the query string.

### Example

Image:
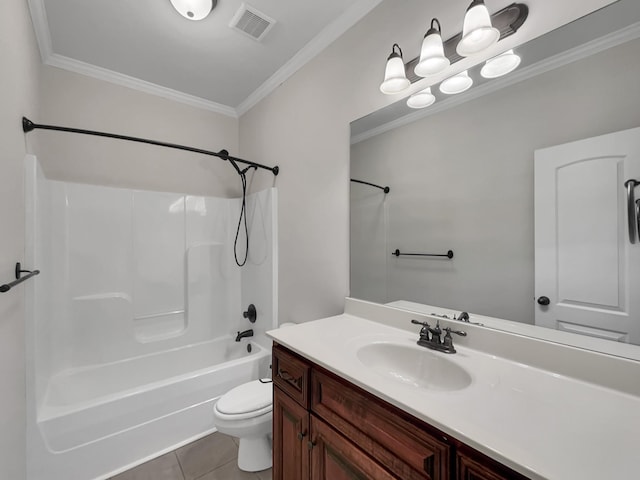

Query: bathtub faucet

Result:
[235,329,254,342]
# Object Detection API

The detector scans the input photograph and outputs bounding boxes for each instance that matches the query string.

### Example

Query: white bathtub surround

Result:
[24,157,277,480]
[267,298,640,480]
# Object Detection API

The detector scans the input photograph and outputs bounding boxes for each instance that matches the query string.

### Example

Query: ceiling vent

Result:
[229,3,276,42]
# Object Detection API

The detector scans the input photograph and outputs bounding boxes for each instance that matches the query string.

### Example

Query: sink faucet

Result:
[453,311,484,326]
[235,329,254,342]
[411,319,466,354]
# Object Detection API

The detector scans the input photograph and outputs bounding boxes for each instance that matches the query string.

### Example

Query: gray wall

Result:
[237,0,431,324]
[237,0,608,326]
[35,66,241,197]
[351,38,640,323]
[0,1,41,478]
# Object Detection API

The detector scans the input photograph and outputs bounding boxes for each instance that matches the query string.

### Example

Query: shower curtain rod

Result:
[22,117,279,176]
[351,178,390,193]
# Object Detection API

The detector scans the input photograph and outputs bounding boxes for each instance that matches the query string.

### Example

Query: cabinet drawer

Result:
[311,368,450,480]
[273,344,310,407]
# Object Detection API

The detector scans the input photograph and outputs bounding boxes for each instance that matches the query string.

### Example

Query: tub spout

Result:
[235,329,254,342]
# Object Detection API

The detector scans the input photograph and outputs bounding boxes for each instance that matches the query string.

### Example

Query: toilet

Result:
[213,379,273,472]
[212,322,297,472]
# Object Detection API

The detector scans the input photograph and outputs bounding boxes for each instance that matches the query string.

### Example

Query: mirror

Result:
[350,0,640,358]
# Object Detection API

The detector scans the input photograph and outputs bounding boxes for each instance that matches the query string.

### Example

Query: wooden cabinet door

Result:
[310,415,397,480]
[312,369,449,479]
[457,452,529,480]
[273,386,310,480]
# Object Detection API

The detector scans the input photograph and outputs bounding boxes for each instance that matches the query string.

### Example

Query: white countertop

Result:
[268,313,640,480]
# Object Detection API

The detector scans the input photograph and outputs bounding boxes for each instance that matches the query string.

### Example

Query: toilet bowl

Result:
[212,379,273,472]
[213,323,296,471]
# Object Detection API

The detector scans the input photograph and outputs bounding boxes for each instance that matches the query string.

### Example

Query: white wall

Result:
[34,65,242,197]
[0,1,41,478]
[351,38,640,323]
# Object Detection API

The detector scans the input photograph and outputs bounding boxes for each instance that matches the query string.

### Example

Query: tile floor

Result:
[109,432,272,480]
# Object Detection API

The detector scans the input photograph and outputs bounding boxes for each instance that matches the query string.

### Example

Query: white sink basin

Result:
[356,342,472,391]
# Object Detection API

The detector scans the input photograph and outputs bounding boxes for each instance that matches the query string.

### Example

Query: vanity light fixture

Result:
[480,49,521,78]
[170,0,216,20]
[380,44,411,95]
[415,19,450,77]
[407,87,436,109]
[440,70,473,95]
[377,3,528,97]
[456,0,500,57]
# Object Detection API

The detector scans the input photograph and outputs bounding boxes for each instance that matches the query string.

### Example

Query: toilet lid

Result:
[216,380,272,415]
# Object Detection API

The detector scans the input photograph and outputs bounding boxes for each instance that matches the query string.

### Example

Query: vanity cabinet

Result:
[455,451,522,480]
[272,343,529,480]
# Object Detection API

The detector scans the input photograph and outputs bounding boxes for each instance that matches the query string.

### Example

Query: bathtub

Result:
[28,336,271,480]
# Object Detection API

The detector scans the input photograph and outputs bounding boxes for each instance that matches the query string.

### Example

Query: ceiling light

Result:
[415,19,450,77]
[481,49,521,78]
[456,0,500,57]
[170,0,215,21]
[440,71,473,95]
[380,44,410,95]
[407,87,436,109]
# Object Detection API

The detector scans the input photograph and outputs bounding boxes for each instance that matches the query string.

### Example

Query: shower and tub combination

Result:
[24,155,278,480]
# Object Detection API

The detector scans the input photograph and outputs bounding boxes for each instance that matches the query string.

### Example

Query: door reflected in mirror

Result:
[349,0,640,355]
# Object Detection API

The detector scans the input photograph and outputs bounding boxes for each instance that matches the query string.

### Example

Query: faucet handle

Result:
[411,319,430,327]
[411,320,430,341]
[443,327,467,336]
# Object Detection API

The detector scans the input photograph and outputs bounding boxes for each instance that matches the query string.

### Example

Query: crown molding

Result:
[27,0,238,118]
[351,21,640,145]
[28,0,383,120]
[236,0,385,116]
[27,0,53,62]
[45,54,238,118]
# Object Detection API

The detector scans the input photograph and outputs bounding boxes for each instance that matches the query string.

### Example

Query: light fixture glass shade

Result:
[440,71,473,95]
[415,19,450,77]
[456,0,500,56]
[170,0,213,20]
[407,87,436,109]
[480,49,521,78]
[380,44,410,94]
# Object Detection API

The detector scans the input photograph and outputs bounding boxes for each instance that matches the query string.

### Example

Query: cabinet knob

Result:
[297,431,306,440]
[537,296,550,306]
[307,440,316,450]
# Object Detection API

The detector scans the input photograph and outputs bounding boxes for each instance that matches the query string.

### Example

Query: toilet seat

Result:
[214,404,272,421]
[214,379,272,421]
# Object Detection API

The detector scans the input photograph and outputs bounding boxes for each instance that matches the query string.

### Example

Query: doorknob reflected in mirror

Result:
[537,296,550,306]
